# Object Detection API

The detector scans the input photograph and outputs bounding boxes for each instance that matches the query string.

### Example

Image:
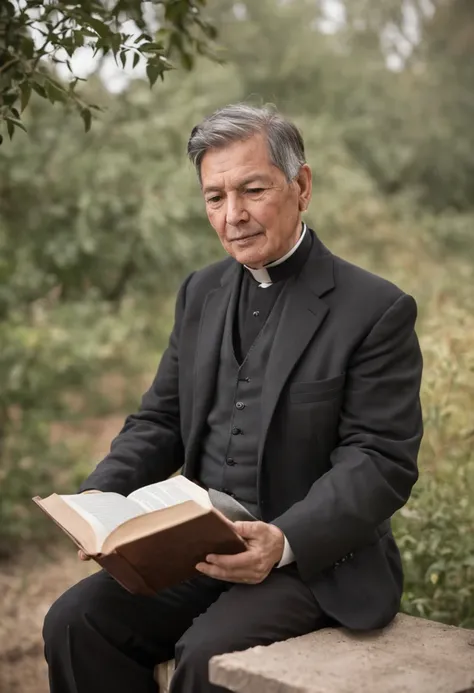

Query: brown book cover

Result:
[33,494,245,595]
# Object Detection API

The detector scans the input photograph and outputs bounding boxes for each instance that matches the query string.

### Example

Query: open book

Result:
[33,476,246,595]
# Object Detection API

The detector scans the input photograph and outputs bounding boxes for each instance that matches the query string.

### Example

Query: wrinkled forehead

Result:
[200,134,281,191]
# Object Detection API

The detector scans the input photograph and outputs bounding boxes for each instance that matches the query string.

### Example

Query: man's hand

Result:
[196,520,285,584]
[77,490,102,561]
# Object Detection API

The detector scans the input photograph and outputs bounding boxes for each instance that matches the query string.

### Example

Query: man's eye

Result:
[246,188,264,194]
[206,196,222,204]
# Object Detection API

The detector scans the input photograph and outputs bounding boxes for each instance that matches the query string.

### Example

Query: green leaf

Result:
[133,52,140,69]
[87,17,110,39]
[62,38,75,58]
[120,49,127,69]
[180,51,194,71]
[80,108,92,133]
[7,120,15,140]
[92,36,105,57]
[73,31,84,48]
[111,33,122,58]
[2,92,17,107]
[134,33,153,44]
[140,42,164,53]
[146,63,161,87]
[44,79,68,104]
[21,36,35,60]
[195,17,218,41]
[31,82,47,98]
[5,116,27,133]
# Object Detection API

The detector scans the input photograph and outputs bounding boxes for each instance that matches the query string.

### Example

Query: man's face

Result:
[200,133,311,268]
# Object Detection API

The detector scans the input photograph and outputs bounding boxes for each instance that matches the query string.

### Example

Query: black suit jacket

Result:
[81,230,423,630]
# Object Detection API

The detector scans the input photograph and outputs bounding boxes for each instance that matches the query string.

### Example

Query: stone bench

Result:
[209,614,474,693]
[155,614,474,692]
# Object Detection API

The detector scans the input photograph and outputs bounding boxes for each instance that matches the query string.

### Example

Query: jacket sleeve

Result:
[78,273,193,496]
[272,293,423,581]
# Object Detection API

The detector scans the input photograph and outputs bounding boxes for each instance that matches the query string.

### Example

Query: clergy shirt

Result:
[234,224,311,363]
[245,224,308,287]
[232,223,312,567]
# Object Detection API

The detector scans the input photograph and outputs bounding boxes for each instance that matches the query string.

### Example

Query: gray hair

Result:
[187,104,306,184]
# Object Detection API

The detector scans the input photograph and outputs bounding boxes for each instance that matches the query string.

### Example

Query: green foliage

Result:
[0,0,217,141]
[0,0,473,627]
[0,300,143,551]
[396,463,474,628]
[394,311,474,628]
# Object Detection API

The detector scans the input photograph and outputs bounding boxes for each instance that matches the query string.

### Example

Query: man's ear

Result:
[296,164,312,211]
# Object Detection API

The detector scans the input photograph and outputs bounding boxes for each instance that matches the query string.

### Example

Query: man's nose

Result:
[226,194,249,226]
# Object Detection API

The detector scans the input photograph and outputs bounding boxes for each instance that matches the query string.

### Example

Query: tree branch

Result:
[31,16,68,71]
[0,57,19,74]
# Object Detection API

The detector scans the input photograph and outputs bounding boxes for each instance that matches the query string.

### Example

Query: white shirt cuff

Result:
[276,534,295,568]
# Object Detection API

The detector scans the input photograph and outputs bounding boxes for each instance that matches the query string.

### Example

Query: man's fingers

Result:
[204,550,259,570]
[196,562,234,581]
[195,561,260,583]
[233,520,264,538]
[78,549,91,561]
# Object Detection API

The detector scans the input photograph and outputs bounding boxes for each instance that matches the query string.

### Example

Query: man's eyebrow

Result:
[238,175,272,188]
[203,175,271,195]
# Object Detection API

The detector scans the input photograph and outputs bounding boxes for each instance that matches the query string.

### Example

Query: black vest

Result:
[197,280,288,518]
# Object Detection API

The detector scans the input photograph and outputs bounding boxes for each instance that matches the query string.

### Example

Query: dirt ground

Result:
[0,545,98,693]
[0,412,128,693]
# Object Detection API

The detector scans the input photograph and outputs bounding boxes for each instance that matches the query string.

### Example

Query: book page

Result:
[128,476,212,513]
[60,493,146,551]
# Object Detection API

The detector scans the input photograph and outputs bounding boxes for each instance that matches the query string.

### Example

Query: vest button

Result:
[252,310,260,317]
[226,458,236,466]
[235,401,245,410]
[231,427,242,435]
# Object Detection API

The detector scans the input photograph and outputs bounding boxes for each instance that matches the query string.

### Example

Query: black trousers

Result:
[43,564,328,693]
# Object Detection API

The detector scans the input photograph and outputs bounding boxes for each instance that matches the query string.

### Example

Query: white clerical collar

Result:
[245,224,307,288]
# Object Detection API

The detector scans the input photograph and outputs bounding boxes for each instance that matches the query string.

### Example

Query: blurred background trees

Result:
[0,0,472,627]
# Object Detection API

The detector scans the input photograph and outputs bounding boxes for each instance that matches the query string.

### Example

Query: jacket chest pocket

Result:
[290,373,345,404]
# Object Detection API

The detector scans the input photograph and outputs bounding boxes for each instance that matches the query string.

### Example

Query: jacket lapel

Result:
[258,239,335,465]
[184,261,242,473]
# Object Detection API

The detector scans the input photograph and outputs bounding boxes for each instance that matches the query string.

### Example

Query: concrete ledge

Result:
[209,614,474,693]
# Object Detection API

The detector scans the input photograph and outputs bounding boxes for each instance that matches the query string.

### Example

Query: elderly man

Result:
[43,104,423,693]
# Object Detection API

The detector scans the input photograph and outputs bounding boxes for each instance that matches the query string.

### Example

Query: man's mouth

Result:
[229,232,262,242]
